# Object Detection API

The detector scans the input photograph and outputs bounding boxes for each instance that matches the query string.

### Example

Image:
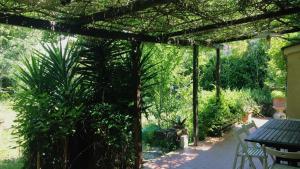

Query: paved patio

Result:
[143,118,270,169]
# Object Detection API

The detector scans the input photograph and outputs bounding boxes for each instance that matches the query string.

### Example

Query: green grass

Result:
[0,100,23,169]
[0,159,23,169]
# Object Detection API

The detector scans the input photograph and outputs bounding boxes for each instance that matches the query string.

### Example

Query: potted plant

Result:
[171,116,188,148]
[172,116,187,135]
[242,100,259,123]
[271,90,286,119]
[242,106,251,123]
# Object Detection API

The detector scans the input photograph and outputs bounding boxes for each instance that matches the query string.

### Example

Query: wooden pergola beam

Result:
[212,27,300,44]
[0,11,299,47]
[0,12,200,46]
[163,7,300,38]
[72,0,177,25]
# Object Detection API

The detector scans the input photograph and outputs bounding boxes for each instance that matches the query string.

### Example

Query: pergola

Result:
[1,0,300,168]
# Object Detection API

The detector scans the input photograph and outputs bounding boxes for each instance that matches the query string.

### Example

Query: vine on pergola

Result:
[0,0,299,46]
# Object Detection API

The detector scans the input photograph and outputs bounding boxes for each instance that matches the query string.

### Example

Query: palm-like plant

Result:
[72,39,134,169]
[14,40,84,169]
[14,38,157,169]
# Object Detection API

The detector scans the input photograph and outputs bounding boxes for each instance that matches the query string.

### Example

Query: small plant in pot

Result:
[271,90,286,119]
[242,106,252,123]
[242,99,260,123]
[171,116,188,148]
[171,116,188,135]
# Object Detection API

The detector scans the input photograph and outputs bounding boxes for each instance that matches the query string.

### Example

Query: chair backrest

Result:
[233,127,250,151]
[264,146,300,160]
[242,121,258,137]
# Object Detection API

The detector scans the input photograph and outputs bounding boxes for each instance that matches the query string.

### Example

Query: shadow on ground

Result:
[143,118,269,169]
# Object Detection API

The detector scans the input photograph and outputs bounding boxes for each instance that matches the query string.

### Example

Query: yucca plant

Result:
[14,38,157,169]
[68,38,135,169]
[67,38,157,169]
[14,40,84,169]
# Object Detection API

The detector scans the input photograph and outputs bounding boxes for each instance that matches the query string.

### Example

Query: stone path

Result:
[143,118,270,169]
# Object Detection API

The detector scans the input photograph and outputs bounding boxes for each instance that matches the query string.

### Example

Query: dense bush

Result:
[14,42,84,169]
[199,90,245,137]
[13,39,146,169]
[142,116,187,152]
[248,88,273,117]
[0,90,11,101]
[0,76,14,89]
[67,39,138,169]
[142,124,180,152]
[84,103,134,168]
[142,124,160,146]
[201,40,269,90]
[265,38,288,89]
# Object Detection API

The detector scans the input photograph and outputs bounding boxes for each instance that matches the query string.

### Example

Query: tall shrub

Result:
[201,40,269,90]
[198,90,253,137]
[69,39,135,169]
[14,42,84,168]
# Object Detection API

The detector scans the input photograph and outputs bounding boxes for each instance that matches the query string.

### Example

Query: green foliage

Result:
[142,124,161,146]
[201,40,269,90]
[171,116,186,129]
[87,103,134,168]
[201,95,229,136]
[265,37,288,89]
[153,129,180,152]
[142,40,277,146]
[249,88,272,105]
[0,26,45,92]
[142,124,180,152]
[271,90,285,99]
[197,88,274,138]
[69,38,137,169]
[13,38,145,168]
[142,115,187,152]
[198,89,262,137]
[0,91,11,101]
[13,41,84,168]
[0,158,23,169]
[144,43,192,128]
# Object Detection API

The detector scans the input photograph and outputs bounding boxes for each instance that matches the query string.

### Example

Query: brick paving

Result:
[143,118,269,169]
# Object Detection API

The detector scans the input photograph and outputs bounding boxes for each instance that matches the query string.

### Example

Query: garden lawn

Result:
[0,101,23,169]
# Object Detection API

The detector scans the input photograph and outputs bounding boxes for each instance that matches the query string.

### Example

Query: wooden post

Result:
[63,137,68,169]
[193,45,199,146]
[216,47,221,101]
[266,34,271,49]
[131,40,142,169]
[37,151,41,169]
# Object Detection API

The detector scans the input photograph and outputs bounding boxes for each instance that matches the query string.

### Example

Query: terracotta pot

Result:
[242,112,252,123]
[272,97,286,119]
[272,97,286,112]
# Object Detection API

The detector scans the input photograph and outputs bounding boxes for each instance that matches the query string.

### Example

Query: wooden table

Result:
[245,119,300,165]
[246,119,300,150]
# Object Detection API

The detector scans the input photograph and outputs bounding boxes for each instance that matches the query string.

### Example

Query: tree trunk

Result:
[193,45,199,146]
[131,40,142,169]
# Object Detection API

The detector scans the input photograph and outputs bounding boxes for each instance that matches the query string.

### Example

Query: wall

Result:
[284,44,300,119]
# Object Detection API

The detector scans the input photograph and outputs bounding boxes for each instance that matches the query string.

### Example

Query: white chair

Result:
[263,146,300,169]
[243,121,262,149]
[232,123,267,169]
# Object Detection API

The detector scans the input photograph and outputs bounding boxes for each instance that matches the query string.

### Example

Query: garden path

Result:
[143,118,269,169]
